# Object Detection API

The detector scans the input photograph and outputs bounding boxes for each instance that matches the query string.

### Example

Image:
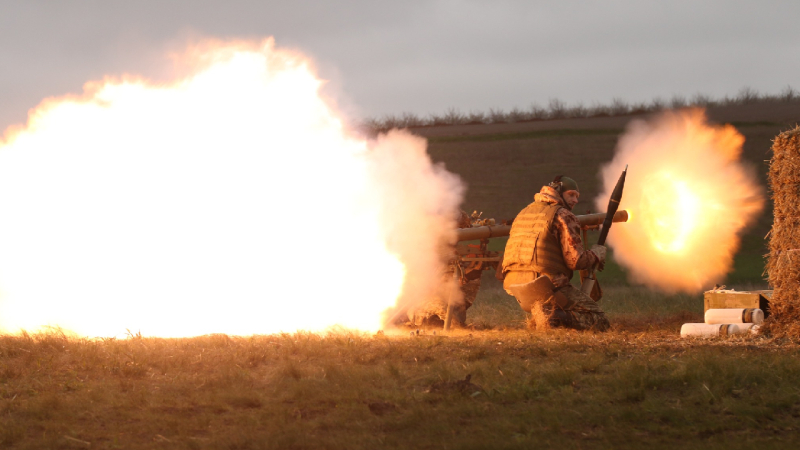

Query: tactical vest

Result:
[502,201,572,279]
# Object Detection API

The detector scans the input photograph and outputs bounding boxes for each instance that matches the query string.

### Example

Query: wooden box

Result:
[703,290,772,318]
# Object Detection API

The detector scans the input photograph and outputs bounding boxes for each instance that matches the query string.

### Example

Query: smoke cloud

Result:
[596,109,764,293]
[364,131,465,322]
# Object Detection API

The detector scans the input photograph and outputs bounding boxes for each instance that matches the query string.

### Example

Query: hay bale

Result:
[764,125,800,337]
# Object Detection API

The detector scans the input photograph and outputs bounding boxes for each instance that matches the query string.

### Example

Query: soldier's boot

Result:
[567,310,610,332]
[548,309,575,328]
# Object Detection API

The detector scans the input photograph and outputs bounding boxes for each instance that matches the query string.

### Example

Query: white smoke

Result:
[364,131,465,322]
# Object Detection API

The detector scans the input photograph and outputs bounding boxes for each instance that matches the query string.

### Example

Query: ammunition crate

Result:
[703,290,772,318]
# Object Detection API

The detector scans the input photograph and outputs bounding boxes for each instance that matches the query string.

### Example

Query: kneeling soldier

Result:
[500,175,610,331]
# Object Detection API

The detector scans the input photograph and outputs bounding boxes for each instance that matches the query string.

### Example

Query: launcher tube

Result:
[456,210,629,242]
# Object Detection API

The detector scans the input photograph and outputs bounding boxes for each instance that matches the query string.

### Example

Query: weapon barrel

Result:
[456,210,628,242]
[456,224,512,241]
[576,210,628,228]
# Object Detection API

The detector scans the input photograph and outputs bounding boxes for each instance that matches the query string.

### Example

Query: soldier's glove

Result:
[590,245,606,271]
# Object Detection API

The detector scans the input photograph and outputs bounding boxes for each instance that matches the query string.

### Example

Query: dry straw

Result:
[764,125,800,337]
[528,302,551,331]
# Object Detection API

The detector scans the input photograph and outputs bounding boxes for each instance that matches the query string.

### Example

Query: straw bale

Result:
[763,125,800,337]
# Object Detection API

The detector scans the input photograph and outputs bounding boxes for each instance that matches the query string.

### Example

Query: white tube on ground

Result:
[704,308,764,325]
[681,323,739,337]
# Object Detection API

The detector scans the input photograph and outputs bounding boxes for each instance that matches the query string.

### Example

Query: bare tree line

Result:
[362,86,799,133]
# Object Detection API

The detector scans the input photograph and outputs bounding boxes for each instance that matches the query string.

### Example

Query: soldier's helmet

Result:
[549,175,579,194]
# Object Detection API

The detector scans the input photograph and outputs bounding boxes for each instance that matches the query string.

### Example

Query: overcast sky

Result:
[1,0,798,130]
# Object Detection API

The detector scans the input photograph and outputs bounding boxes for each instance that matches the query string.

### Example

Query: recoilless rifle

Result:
[442,207,629,331]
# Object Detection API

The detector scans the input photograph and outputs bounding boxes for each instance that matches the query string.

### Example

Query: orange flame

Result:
[597,109,764,293]
[0,39,463,337]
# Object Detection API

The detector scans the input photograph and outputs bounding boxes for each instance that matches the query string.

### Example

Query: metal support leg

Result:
[443,264,459,332]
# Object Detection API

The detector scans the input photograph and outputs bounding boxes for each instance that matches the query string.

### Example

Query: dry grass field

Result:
[2,102,799,449]
[3,302,800,450]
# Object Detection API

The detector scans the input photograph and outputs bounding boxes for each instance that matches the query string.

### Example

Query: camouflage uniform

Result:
[501,186,610,331]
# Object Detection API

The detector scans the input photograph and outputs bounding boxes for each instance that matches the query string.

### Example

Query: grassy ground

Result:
[3,292,800,450]
[0,272,793,450]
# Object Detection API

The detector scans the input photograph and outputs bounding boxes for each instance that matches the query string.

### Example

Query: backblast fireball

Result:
[0,39,463,337]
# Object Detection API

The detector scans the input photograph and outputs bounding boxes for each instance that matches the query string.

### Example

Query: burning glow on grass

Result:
[597,109,763,293]
[0,39,463,337]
